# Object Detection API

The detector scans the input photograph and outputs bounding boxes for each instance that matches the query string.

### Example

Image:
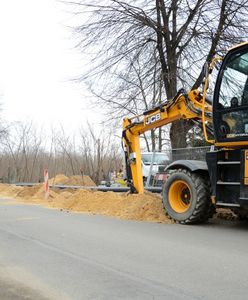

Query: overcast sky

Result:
[0,0,103,133]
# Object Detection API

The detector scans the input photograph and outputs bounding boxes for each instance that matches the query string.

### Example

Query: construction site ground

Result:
[0,176,237,223]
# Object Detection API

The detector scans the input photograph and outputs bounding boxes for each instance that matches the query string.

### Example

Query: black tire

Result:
[199,201,215,222]
[199,175,215,222]
[162,168,212,224]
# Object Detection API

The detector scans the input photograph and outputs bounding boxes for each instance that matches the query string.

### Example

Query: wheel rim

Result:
[168,180,191,213]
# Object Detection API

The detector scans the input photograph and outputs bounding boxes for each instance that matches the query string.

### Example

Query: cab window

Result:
[219,52,248,108]
[215,48,248,140]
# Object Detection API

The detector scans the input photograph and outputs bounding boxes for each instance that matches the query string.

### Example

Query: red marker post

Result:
[44,169,49,199]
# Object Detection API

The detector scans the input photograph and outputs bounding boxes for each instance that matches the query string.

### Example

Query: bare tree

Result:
[0,121,122,184]
[69,0,248,148]
[78,123,122,184]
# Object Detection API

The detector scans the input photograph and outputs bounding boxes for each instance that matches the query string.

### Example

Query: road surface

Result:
[0,197,248,300]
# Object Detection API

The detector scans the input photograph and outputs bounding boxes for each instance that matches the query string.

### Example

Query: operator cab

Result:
[213,43,248,143]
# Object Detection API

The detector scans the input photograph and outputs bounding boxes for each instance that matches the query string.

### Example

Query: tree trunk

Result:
[151,129,156,151]
[170,121,188,149]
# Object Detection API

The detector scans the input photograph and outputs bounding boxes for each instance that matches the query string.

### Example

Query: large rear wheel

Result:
[163,169,212,224]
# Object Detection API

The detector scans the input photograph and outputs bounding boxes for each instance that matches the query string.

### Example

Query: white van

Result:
[141,152,170,179]
[123,152,170,185]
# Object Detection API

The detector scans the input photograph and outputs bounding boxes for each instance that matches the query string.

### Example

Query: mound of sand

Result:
[48,174,68,185]
[49,174,95,186]
[0,183,170,223]
[0,183,239,224]
[47,190,170,223]
[16,184,42,198]
[0,183,22,197]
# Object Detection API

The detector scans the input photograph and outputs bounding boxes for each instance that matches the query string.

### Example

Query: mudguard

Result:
[165,160,208,172]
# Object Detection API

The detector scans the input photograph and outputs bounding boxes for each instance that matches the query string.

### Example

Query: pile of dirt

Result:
[48,190,170,223]
[16,184,42,198]
[0,183,170,223]
[49,174,95,186]
[214,208,238,221]
[0,183,22,197]
[48,174,68,185]
[0,183,240,223]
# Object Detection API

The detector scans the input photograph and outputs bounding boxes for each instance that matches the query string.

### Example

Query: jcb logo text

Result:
[145,113,161,125]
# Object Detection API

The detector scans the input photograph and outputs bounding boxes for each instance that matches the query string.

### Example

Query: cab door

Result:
[213,44,248,143]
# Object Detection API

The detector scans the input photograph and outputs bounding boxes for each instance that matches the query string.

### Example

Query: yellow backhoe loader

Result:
[122,42,248,224]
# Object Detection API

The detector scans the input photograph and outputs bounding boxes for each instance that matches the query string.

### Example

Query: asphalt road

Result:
[0,198,248,300]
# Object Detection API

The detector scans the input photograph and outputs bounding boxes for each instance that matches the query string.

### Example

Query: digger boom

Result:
[122,89,212,193]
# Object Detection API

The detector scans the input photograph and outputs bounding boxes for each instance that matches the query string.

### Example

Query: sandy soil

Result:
[0,179,238,223]
[0,182,171,223]
[48,174,96,186]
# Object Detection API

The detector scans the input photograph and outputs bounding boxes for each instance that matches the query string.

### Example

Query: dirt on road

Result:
[0,177,238,223]
[0,182,171,223]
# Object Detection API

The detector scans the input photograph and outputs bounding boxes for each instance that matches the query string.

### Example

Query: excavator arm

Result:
[122,88,213,193]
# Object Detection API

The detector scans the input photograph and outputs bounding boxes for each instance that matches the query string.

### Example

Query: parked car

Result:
[141,152,170,186]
